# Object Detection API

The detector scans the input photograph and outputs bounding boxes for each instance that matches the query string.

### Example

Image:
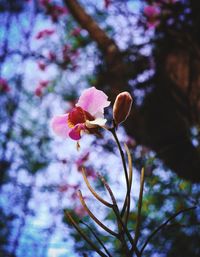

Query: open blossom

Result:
[51,87,110,141]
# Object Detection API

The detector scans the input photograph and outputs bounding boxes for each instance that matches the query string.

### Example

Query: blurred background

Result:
[0,0,200,256]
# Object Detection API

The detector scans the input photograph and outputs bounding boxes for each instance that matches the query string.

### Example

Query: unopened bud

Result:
[113,92,133,125]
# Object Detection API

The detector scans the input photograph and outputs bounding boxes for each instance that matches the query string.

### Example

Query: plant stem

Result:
[109,127,130,218]
[140,206,197,255]
[65,211,108,257]
[78,190,119,238]
[133,168,145,246]
[80,220,113,257]
[81,167,113,208]
[98,173,140,257]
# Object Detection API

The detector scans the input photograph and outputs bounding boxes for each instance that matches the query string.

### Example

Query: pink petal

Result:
[144,6,160,17]
[76,87,110,118]
[69,124,85,140]
[51,114,70,138]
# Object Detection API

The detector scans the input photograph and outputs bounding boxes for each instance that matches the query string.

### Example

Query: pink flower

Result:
[58,184,70,193]
[0,78,10,92]
[85,166,96,178]
[40,0,50,6]
[51,87,110,140]
[34,81,49,97]
[35,29,54,39]
[74,205,87,217]
[76,152,90,169]
[48,51,56,61]
[104,0,111,8]
[39,80,49,88]
[70,28,82,37]
[35,86,43,97]
[38,61,46,71]
[40,0,68,23]
[160,0,178,3]
[144,5,161,28]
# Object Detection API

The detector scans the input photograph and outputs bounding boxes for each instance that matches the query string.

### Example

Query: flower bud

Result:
[113,92,133,125]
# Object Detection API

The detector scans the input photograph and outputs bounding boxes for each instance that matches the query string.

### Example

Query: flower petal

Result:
[69,124,85,140]
[76,87,110,117]
[85,118,107,128]
[51,114,70,138]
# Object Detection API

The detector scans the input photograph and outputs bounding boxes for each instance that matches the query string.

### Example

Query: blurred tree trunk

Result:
[64,0,200,182]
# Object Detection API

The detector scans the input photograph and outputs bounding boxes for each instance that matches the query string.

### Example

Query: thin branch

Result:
[97,173,118,207]
[78,190,118,238]
[97,173,141,257]
[133,168,145,247]
[124,143,133,226]
[80,220,113,257]
[64,0,119,54]
[124,143,133,190]
[65,211,108,257]
[82,167,113,208]
[110,127,130,218]
[140,206,197,255]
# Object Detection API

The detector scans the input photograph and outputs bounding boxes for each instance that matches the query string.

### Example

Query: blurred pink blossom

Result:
[38,61,46,71]
[76,152,90,169]
[58,183,78,193]
[40,0,68,22]
[104,0,111,8]
[0,78,10,92]
[160,0,178,3]
[34,80,49,97]
[71,28,82,37]
[39,80,49,88]
[35,86,43,97]
[74,205,87,217]
[35,29,55,39]
[144,5,161,29]
[48,51,56,61]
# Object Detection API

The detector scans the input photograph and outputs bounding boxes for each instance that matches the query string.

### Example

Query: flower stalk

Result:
[60,88,196,257]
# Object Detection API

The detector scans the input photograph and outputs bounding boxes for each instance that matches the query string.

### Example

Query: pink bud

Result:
[48,51,56,61]
[35,86,43,97]
[38,61,46,71]
[113,92,133,126]
[0,78,10,92]
[39,80,49,88]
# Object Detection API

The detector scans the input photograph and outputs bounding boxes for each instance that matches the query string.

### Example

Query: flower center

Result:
[67,106,94,128]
